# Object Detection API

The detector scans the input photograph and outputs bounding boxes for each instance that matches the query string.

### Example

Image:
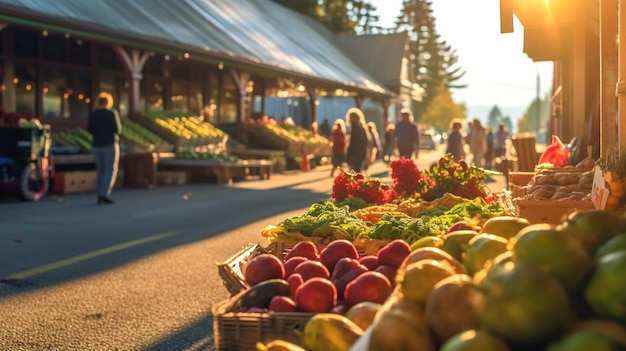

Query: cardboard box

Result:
[515,199,595,224]
[53,171,98,194]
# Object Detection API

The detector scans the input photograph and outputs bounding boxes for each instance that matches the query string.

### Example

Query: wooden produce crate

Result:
[212,297,312,351]
[52,171,97,194]
[515,199,595,224]
[508,171,534,198]
[217,239,389,296]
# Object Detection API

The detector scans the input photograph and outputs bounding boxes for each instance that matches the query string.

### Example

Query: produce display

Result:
[118,117,171,150]
[217,209,626,351]
[140,111,227,147]
[53,127,93,152]
[246,121,331,158]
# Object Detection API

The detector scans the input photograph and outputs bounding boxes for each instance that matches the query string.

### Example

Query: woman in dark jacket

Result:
[345,108,370,173]
[87,92,122,204]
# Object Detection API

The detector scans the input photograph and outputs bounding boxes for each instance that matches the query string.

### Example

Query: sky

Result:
[369,0,554,120]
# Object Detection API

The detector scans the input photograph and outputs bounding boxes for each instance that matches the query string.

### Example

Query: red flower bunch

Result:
[389,157,427,197]
[421,154,489,201]
[331,169,397,205]
[388,154,491,202]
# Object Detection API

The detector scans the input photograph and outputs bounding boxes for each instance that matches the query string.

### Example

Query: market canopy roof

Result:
[0,0,394,97]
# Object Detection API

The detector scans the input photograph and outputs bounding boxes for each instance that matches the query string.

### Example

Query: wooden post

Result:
[113,46,151,119]
[307,86,318,133]
[229,68,250,142]
[600,0,618,158]
[618,0,626,151]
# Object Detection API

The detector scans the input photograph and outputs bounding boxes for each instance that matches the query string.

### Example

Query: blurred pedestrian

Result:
[330,119,347,177]
[382,123,395,163]
[345,108,370,173]
[494,122,509,158]
[319,118,332,139]
[87,92,122,205]
[365,121,382,169]
[485,127,495,169]
[446,118,466,162]
[466,118,487,168]
[394,108,419,160]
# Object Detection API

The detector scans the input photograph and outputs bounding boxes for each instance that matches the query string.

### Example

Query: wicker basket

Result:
[212,298,313,351]
[217,239,390,296]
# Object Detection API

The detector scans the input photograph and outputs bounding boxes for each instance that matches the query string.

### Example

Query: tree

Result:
[421,84,466,133]
[516,94,550,134]
[394,0,466,113]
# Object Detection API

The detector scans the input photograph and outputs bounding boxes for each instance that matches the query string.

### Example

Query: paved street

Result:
[0,145,506,351]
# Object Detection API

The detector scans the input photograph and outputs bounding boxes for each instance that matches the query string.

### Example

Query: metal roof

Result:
[0,0,394,96]
[334,32,408,88]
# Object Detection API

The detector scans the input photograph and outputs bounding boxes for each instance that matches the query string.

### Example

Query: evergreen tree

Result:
[394,0,466,116]
[487,106,504,130]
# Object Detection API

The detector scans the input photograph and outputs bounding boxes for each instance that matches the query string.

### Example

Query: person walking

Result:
[87,92,122,205]
[382,123,395,163]
[365,121,382,169]
[466,118,487,168]
[329,119,347,177]
[446,118,466,162]
[345,108,370,173]
[485,127,495,169]
[494,122,509,158]
[319,118,332,139]
[393,108,419,160]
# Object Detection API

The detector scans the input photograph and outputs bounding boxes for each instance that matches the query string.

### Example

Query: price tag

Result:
[591,166,610,209]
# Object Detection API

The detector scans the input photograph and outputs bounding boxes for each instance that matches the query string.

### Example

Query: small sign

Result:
[591,166,610,209]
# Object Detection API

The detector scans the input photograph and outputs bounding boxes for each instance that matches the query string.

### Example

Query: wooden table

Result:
[157,157,273,184]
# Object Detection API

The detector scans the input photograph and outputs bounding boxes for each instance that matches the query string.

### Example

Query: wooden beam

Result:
[500,0,514,33]
[619,0,626,152]
[600,0,618,158]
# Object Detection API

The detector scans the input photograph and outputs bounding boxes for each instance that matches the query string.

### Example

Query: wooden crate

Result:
[508,171,535,186]
[212,298,313,351]
[515,199,595,224]
[52,171,98,194]
[216,239,390,296]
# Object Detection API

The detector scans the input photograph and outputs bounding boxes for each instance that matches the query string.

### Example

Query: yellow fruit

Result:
[595,232,626,260]
[512,223,592,291]
[473,262,570,345]
[400,247,466,274]
[397,259,456,304]
[561,209,626,253]
[440,230,477,262]
[480,216,531,239]
[424,274,480,346]
[344,301,381,331]
[463,233,509,276]
[369,297,436,351]
[410,236,443,250]
[584,251,626,324]
[440,329,511,351]
[256,339,307,351]
[546,329,617,351]
[301,313,363,351]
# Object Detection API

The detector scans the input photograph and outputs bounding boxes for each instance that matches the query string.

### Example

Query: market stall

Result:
[210,145,626,351]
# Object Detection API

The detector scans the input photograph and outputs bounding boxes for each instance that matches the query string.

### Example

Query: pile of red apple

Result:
[243,239,412,314]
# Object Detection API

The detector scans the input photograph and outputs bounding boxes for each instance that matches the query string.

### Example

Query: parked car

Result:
[419,132,436,150]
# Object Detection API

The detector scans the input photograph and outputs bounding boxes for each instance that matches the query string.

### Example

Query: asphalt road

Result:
[0,146,505,351]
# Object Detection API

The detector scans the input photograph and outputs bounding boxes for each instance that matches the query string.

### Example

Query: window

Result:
[142,78,165,112]
[42,67,91,119]
[69,39,91,66]
[42,33,66,62]
[171,81,203,115]
[14,29,37,58]
[99,45,118,70]
[14,63,36,114]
